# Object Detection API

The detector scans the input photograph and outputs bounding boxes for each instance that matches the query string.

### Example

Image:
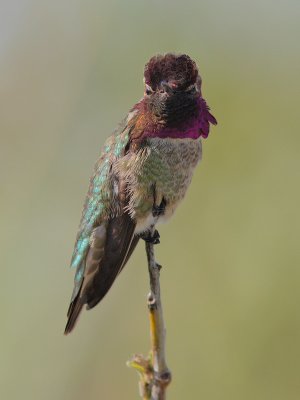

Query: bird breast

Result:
[116,137,202,233]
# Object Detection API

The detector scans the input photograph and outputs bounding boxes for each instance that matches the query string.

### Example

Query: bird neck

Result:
[133,96,210,140]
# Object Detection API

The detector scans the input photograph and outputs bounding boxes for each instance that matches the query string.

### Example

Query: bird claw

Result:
[141,229,160,244]
[152,198,166,217]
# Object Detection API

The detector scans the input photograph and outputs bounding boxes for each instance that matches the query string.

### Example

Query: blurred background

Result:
[1,1,299,399]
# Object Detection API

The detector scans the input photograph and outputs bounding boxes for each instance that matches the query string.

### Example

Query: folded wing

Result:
[64,211,138,334]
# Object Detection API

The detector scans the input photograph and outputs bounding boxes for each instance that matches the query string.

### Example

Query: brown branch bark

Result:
[128,228,172,399]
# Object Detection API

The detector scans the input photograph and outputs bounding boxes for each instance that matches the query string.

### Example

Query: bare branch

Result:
[128,228,171,399]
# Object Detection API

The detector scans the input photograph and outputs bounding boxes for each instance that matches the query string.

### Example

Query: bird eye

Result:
[186,84,197,94]
[145,84,153,95]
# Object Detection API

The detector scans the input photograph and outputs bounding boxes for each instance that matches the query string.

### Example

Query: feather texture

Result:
[65,53,217,334]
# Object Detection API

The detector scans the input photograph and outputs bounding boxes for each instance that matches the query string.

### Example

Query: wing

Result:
[65,114,140,334]
[65,212,137,334]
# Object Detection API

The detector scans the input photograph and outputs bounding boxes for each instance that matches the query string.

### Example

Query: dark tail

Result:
[64,296,84,335]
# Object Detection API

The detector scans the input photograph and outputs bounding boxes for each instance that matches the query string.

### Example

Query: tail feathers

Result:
[64,296,84,335]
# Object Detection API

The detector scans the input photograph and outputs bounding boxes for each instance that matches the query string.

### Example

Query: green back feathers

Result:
[70,124,130,286]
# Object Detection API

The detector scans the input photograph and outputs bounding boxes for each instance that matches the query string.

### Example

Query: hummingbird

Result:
[64,53,217,334]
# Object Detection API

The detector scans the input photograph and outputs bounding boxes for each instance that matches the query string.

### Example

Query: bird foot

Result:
[152,198,166,217]
[140,229,160,244]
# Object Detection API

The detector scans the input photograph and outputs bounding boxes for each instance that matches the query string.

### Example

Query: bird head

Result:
[142,54,202,124]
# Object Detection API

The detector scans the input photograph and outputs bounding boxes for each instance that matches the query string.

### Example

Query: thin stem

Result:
[127,228,171,399]
[145,237,171,400]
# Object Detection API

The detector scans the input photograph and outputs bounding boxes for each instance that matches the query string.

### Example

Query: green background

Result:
[1,1,299,399]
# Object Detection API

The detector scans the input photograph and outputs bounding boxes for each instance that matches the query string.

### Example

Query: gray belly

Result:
[130,137,202,232]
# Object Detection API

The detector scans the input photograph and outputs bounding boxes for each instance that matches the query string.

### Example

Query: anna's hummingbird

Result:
[64,53,217,334]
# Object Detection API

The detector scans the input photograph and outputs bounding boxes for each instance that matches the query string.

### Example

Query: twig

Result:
[127,228,172,399]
